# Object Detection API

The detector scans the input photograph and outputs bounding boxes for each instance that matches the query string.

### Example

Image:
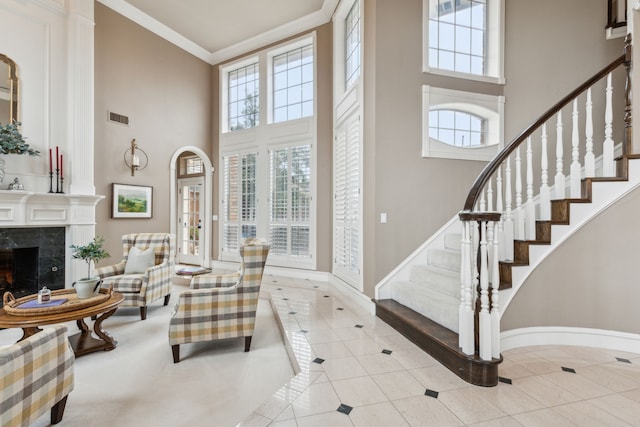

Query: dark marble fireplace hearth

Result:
[0,227,65,306]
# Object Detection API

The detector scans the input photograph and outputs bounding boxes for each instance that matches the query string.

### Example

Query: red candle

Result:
[56,146,59,170]
[49,149,52,173]
[60,154,63,179]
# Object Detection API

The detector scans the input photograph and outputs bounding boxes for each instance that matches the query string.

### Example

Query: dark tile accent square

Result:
[313,357,325,364]
[561,367,576,373]
[337,307,344,311]
[300,330,308,334]
[276,286,281,289]
[382,349,392,355]
[498,376,512,384]
[337,404,353,415]
[324,295,330,298]
[616,357,632,364]
[354,324,364,328]
[288,311,296,315]
[424,389,439,398]
[282,298,288,301]
[314,285,319,288]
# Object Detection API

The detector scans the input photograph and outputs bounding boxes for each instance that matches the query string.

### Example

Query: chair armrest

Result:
[190,271,241,289]
[0,326,74,427]
[138,261,173,296]
[95,261,126,278]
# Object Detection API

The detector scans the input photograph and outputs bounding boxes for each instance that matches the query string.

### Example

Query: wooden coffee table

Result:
[0,289,124,357]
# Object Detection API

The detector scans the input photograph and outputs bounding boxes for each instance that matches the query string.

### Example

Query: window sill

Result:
[423,67,505,85]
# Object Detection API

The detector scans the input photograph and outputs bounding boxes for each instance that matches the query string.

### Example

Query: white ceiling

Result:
[98,0,338,65]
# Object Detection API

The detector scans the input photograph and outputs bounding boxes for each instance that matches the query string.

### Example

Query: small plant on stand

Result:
[70,236,110,280]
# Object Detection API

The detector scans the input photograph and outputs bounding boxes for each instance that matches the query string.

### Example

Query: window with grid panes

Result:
[429,109,486,147]
[345,1,361,89]
[222,152,257,253]
[428,0,486,75]
[228,62,259,130]
[269,145,311,259]
[273,44,314,122]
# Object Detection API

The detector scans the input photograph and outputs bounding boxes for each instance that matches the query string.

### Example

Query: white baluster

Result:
[585,88,595,177]
[479,221,491,361]
[603,72,615,176]
[490,222,501,359]
[555,111,566,199]
[525,137,536,240]
[503,157,514,261]
[570,99,581,198]
[496,166,505,260]
[539,123,551,220]
[487,177,493,213]
[515,147,524,240]
[459,221,472,353]
[479,187,486,212]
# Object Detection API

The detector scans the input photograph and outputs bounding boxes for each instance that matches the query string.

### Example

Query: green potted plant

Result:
[70,236,110,298]
[0,121,39,184]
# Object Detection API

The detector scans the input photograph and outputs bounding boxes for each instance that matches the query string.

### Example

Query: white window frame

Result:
[219,34,317,270]
[220,55,260,134]
[423,0,505,84]
[422,85,504,161]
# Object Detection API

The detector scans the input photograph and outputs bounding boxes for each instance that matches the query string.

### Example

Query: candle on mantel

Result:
[56,146,59,170]
[49,149,52,173]
[60,154,63,179]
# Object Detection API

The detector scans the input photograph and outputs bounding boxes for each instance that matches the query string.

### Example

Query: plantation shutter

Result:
[222,152,257,254]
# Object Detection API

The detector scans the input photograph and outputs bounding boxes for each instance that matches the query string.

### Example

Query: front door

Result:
[177,177,204,265]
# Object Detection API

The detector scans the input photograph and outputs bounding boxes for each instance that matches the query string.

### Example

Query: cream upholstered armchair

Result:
[169,238,269,363]
[96,233,175,320]
[1,325,74,426]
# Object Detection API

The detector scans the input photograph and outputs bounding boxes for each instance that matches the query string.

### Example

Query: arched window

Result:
[429,109,486,147]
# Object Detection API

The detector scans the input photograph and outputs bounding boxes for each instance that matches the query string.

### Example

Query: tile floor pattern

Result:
[242,275,640,426]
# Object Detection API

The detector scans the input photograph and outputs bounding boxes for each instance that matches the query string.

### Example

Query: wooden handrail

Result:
[462,35,631,213]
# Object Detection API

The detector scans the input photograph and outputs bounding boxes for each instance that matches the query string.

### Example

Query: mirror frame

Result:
[0,53,19,124]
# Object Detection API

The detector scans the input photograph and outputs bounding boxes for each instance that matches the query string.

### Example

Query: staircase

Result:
[374,36,634,387]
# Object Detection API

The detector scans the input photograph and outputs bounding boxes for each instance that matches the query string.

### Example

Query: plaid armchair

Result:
[1,326,74,427]
[96,233,175,320]
[169,238,270,363]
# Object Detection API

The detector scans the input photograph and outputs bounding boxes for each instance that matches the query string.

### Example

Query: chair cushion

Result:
[125,246,155,274]
[103,274,144,293]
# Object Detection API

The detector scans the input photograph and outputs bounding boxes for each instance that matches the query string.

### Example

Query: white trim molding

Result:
[501,327,640,355]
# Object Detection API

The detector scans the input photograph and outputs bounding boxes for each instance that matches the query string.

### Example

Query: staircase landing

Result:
[374,299,501,387]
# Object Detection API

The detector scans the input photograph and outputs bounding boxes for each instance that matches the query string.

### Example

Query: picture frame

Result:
[111,183,153,219]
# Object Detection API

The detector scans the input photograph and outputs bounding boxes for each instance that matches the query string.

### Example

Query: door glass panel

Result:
[180,183,201,257]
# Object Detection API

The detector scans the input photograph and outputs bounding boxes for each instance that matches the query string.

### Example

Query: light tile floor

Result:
[241,274,640,426]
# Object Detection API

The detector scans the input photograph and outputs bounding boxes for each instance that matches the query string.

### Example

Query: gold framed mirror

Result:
[0,54,19,124]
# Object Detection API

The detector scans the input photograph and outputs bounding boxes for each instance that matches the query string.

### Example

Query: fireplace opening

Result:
[0,247,39,300]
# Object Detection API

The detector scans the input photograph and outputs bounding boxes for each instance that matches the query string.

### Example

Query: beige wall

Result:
[93,3,212,264]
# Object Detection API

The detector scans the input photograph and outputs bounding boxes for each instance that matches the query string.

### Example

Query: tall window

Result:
[273,44,314,122]
[222,153,257,253]
[429,109,486,147]
[345,1,361,89]
[228,62,259,130]
[269,145,312,260]
[428,0,486,75]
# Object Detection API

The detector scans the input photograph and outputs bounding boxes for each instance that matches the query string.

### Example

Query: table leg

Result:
[93,308,118,348]
[76,318,90,333]
[67,309,118,357]
[19,327,42,341]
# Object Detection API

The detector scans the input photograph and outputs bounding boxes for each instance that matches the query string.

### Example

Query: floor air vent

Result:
[108,111,129,126]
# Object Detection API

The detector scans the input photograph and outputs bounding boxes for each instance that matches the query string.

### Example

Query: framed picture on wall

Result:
[111,183,153,218]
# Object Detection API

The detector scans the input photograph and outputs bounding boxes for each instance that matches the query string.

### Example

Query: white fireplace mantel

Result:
[0,191,104,227]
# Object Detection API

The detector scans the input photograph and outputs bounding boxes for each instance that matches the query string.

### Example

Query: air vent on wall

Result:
[108,111,129,126]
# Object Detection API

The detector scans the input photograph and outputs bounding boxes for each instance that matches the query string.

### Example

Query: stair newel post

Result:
[514,146,524,240]
[496,166,505,261]
[555,111,566,199]
[504,156,514,261]
[585,88,595,177]
[459,220,474,355]
[603,72,615,176]
[570,99,581,198]
[490,222,501,359]
[539,124,551,220]
[525,137,536,240]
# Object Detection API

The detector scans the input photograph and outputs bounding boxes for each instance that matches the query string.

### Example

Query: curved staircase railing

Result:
[458,35,632,361]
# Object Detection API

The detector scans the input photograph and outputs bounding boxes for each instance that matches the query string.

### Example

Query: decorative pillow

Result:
[124,246,155,274]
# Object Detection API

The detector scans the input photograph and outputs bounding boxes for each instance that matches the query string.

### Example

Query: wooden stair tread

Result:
[374,299,501,387]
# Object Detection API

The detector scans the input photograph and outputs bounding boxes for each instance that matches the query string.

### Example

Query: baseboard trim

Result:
[501,327,640,354]
[328,275,376,315]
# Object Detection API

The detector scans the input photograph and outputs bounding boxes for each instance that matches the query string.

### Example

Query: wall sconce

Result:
[123,138,148,176]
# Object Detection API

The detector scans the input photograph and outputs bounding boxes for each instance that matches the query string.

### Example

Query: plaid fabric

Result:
[96,233,175,308]
[0,326,74,427]
[169,239,269,346]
